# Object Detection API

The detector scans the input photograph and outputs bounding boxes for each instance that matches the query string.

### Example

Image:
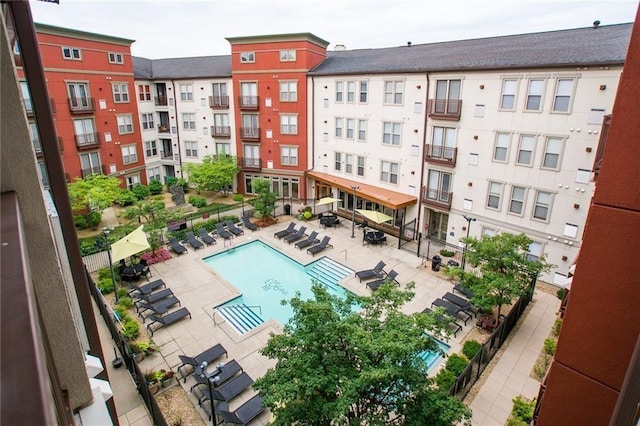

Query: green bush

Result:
[148,179,163,195]
[233,194,244,202]
[445,353,469,376]
[533,354,551,379]
[552,318,563,337]
[462,340,482,359]
[97,278,114,294]
[544,338,557,356]
[132,184,150,200]
[86,211,102,229]
[166,177,188,192]
[439,249,455,257]
[303,210,313,220]
[506,418,529,426]
[188,195,207,208]
[74,215,88,229]
[116,190,137,206]
[556,288,566,300]
[435,369,456,391]
[122,318,140,340]
[117,287,129,299]
[511,396,535,424]
[114,304,128,319]
[117,296,134,309]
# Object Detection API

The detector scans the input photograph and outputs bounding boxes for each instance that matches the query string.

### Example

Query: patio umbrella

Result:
[111,225,150,263]
[356,209,393,224]
[316,197,341,206]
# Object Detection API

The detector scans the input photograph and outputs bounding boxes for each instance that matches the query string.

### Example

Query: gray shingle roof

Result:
[132,55,231,80]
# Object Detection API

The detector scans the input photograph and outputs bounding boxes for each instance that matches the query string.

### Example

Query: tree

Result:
[253,282,471,425]
[252,177,276,219]
[67,174,122,214]
[184,154,239,195]
[122,198,181,254]
[447,233,553,320]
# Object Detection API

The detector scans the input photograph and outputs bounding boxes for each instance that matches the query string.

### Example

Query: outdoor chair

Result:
[137,296,181,320]
[215,222,234,239]
[198,228,217,245]
[284,225,307,244]
[146,307,191,336]
[355,261,386,282]
[443,291,479,317]
[431,298,472,325]
[190,359,243,395]
[295,231,319,250]
[225,220,244,236]
[215,394,265,425]
[307,236,333,256]
[185,231,204,250]
[168,236,187,255]
[133,287,173,304]
[177,343,229,381]
[453,282,474,299]
[366,269,399,291]
[127,279,166,297]
[241,215,259,231]
[422,307,463,337]
[137,258,152,278]
[209,372,254,402]
[273,222,296,239]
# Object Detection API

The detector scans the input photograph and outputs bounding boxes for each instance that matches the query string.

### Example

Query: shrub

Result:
[233,194,244,202]
[188,195,207,208]
[167,177,189,192]
[445,353,469,376]
[533,354,551,379]
[86,211,102,229]
[132,184,150,200]
[97,278,114,294]
[552,318,563,337]
[506,418,529,426]
[462,340,482,359]
[435,369,456,391]
[148,179,164,195]
[114,304,128,319]
[303,210,313,220]
[117,287,129,299]
[556,288,566,300]
[439,249,455,257]
[544,338,557,356]
[511,396,535,424]
[117,296,134,309]
[98,267,112,280]
[116,190,137,207]
[122,318,140,340]
[74,215,88,229]
[165,176,178,191]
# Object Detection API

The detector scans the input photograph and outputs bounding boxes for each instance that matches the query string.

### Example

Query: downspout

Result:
[170,80,183,176]
[309,75,315,200]
[416,72,430,236]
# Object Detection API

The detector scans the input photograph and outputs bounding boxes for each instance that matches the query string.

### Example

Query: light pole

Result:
[97,227,119,303]
[461,215,476,271]
[200,361,222,425]
[350,185,359,238]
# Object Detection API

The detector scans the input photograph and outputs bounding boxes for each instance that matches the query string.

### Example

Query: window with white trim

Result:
[62,46,81,60]
[426,170,452,203]
[336,81,344,102]
[346,119,354,139]
[525,79,544,111]
[533,191,552,221]
[357,119,366,141]
[108,52,124,64]
[384,80,404,104]
[345,154,354,174]
[145,140,158,157]
[553,78,575,112]
[334,152,342,171]
[359,81,368,103]
[509,186,526,215]
[280,49,296,61]
[493,132,510,162]
[280,114,298,135]
[335,118,343,138]
[487,181,503,209]
[357,156,365,177]
[240,52,255,63]
[185,141,198,158]
[147,166,161,182]
[112,83,129,103]
[117,115,134,134]
[281,146,298,166]
[517,135,536,166]
[500,79,518,110]
[346,81,356,102]
[138,84,151,101]
[121,145,137,164]
[380,161,399,184]
[431,126,456,160]
[141,113,154,130]
[126,174,140,190]
[382,122,401,146]
[526,241,543,261]
[279,81,297,102]
[216,142,231,155]
[179,84,193,101]
[542,137,563,170]
[182,113,196,130]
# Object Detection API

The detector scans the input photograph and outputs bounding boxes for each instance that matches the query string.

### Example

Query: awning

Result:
[306,171,417,210]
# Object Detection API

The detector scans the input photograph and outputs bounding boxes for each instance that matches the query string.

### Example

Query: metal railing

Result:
[68,97,95,113]
[425,145,458,166]
[238,95,259,109]
[211,125,231,137]
[208,95,229,108]
[421,187,453,209]
[427,98,462,120]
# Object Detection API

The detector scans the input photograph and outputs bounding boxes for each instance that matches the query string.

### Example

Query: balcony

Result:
[427,99,462,121]
[211,125,231,138]
[75,132,101,150]
[158,124,170,133]
[240,127,260,141]
[68,97,95,114]
[421,187,453,210]
[24,98,56,116]
[238,95,259,110]
[81,164,106,178]
[34,137,64,157]
[209,95,229,109]
[425,145,458,166]
[239,157,262,170]
[154,96,168,106]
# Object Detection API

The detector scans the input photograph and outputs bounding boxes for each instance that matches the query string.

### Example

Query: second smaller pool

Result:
[420,337,451,373]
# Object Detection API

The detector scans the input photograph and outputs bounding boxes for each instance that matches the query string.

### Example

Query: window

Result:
[525,79,544,111]
[145,140,158,157]
[493,133,510,162]
[434,79,461,114]
[73,118,96,145]
[241,114,259,138]
[141,113,154,130]
[553,78,575,112]
[487,181,503,209]
[346,119,354,139]
[179,84,193,101]
[240,82,258,106]
[20,81,32,113]
[67,82,90,109]
[121,145,137,164]
[426,170,451,203]
[334,152,342,171]
[357,120,366,141]
[431,126,456,160]
[336,81,344,102]
[182,113,196,130]
[359,81,368,103]
[380,161,399,184]
[79,152,101,175]
[147,166,161,182]
[516,135,536,166]
[185,141,198,158]
[509,186,526,215]
[280,49,296,61]
[112,83,129,103]
[108,52,124,64]
[346,81,356,102]
[138,84,151,101]
[125,174,140,190]
[243,145,260,167]
[116,115,133,134]
[280,114,298,135]
[500,79,518,110]
[382,122,401,145]
[345,154,354,174]
[357,156,365,177]
[216,142,231,155]
[281,146,298,166]
[279,81,297,102]
[240,52,255,63]
[542,137,563,169]
[533,191,552,221]
[335,118,343,138]
[526,242,542,262]
[62,46,81,60]
[384,80,404,104]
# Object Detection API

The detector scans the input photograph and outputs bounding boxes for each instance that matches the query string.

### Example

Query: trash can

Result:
[431,255,442,272]
[284,204,291,215]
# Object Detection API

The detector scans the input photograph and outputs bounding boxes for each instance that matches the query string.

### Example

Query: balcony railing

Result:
[34,137,64,156]
[240,127,260,140]
[154,96,168,106]
[158,124,170,133]
[68,97,95,113]
[81,164,106,178]
[209,95,229,109]
[425,145,458,166]
[238,95,259,110]
[239,157,262,170]
[160,150,174,159]
[211,125,231,138]
[427,99,462,120]
[25,98,56,116]
[75,132,101,149]
[421,187,453,210]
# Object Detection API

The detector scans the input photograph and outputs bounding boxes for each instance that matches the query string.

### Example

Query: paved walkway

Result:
[469,290,559,425]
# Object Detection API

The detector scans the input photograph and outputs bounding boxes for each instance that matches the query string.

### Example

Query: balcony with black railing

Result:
[239,157,262,170]
[421,187,453,210]
[154,96,168,106]
[425,145,458,166]
[68,97,95,114]
[240,127,260,141]
[209,95,229,109]
[75,132,101,150]
[238,95,259,110]
[80,164,106,178]
[427,99,462,120]
[211,125,231,138]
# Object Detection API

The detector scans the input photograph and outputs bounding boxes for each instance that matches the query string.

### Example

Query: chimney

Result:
[334,44,346,51]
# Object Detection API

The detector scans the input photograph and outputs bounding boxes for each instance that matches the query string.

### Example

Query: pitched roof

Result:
[132,55,231,80]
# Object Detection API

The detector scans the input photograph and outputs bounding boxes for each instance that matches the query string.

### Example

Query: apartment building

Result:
[17,23,147,189]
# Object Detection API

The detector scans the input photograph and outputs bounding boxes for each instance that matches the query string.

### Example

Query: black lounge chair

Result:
[146,307,191,336]
[198,228,217,245]
[215,394,265,425]
[133,287,173,304]
[284,225,307,244]
[168,236,187,254]
[138,296,181,320]
[190,359,243,394]
[210,372,254,402]
[366,269,399,291]
[355,261,386,282]
[307,236,332,256]
[127,279,166,296]
[453,282,474,298]
[422,307,463,337]
[295,231,319,250]
[215,222,234,239]
[241,215,259,231]
[443,291,479,317]
[225,220,244,236]
[185,231,204,250]
[431,298,472,325]
[177,343,229,381]
[274,222,296,239]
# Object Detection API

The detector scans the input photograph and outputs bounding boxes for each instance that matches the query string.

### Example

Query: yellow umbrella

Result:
[111,225,150,263]
[316,197,342,206]
[357,209,393,224]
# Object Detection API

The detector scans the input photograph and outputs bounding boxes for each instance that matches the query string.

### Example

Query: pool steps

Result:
[215,303,264,334]
[306,257,353,291]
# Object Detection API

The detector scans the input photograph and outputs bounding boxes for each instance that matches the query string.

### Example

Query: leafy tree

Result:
[184,154,239,195]
[67,174,122,214]
[446,233,553,321]
[123,198,181,254]
[252,177,276,219]
[253,282,471,425]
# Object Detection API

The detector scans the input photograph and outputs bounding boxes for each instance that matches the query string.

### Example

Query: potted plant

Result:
[144,370,162,394]
[129,342,146,363]
[160,369,175,387]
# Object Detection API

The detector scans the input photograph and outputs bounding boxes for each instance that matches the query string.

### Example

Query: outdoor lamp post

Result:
[200,361,222,425]
[97,227,119,303]
[350,185,359,238]
[461,215,476,271]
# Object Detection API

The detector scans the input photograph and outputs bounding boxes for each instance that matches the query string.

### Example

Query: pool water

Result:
[420,337,451,373]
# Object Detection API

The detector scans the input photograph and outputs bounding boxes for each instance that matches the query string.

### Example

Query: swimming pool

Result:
[420,338,451,373]
[204,240,354,330]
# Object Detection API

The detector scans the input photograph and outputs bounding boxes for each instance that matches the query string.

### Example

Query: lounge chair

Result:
[185,231,204,250]
[284,226,307,244]
[273,222,296,239]
[307,236,333,256]
[295,231,319,250]
[431,298,472,325]
[453,282,474,298]
[366,270,399,291]
[215,222,234,239]
[442,291,479,317]
[198,228,217,245]
[168,236,187,254]
[146,307,191,336]
[215,394,265,425]
[355,261,386,282]
[190,359,243,394]
[137,296,181,320]
[133,287,173,304]
[241,215,259,231]
[177,343,229,381]
[210,372,254,402]
[422,307,463,337]
[225,220,244,236]
[127,279,166,296]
